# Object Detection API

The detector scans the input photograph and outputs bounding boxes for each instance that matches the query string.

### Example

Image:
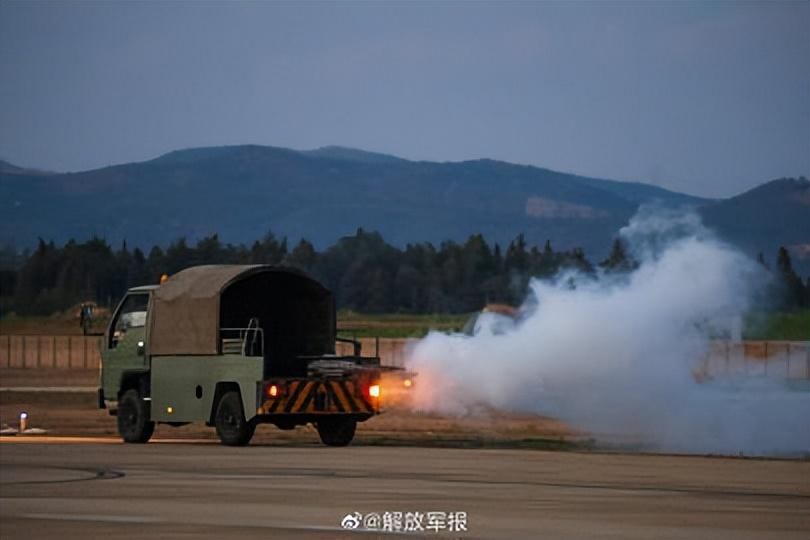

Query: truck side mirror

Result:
[137,341,145,356]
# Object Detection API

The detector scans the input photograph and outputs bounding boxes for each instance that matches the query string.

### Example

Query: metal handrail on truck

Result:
[220,327,265,357]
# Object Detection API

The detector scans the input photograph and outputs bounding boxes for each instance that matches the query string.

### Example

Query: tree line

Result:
[0,230,807,316]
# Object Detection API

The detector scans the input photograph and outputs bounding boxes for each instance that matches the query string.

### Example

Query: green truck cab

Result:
[98,264,384,446]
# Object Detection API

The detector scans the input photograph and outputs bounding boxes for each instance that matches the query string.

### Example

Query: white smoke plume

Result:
[405,209,810,456]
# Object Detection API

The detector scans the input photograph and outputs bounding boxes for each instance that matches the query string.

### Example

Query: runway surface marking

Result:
[17,512,402,536]
[0,386,97,393]
[22,513,160,524]
[0,436,214,444]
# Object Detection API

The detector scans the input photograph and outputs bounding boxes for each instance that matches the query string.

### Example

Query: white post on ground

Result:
[19,412,28,432]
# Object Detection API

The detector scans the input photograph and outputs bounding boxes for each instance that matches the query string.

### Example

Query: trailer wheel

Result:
[117,389,155,443]
[214,391,255,446]
[316,417,356,447]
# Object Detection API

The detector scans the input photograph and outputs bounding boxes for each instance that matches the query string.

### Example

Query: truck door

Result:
[101,292,151,402]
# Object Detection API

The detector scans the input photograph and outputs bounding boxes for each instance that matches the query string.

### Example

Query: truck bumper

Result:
[257,379,379,416]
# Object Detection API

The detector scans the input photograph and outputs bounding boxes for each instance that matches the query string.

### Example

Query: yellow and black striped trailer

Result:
[257,378,379,416]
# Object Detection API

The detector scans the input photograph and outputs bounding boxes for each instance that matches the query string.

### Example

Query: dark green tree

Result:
[599,238,637,273]
[9,229,603,315]
[776,247,806,309]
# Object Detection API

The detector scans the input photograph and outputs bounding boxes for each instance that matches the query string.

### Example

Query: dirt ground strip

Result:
[0,368,574,448]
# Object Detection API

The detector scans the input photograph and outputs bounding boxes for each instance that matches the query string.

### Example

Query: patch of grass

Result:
[338,310,470,323]
[336,311,470,338]
[5,309,806,341]
[744,311,810,341]
[337,328,424,339]
[340,310,810,340]
[0,311,469,338]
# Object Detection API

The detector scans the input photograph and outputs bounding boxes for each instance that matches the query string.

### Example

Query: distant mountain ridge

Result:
[701,177,810,269]
[0,159,56,176]
[298,145,407,164]
[1,145,807,272]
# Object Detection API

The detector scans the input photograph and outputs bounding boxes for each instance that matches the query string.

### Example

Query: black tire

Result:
[316,417,357,447]
[117,388,155,443]
[214,391,255,446]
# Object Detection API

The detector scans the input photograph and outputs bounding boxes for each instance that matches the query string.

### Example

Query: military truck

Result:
[98,265,385,446]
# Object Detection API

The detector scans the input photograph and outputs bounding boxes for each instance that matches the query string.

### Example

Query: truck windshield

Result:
[110,293,149,348]
[116,295,148,329]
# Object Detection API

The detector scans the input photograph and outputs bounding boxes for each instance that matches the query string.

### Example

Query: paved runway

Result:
[1,438,808,539]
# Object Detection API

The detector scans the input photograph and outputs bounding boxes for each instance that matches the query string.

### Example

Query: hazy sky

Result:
[1,1,808,198]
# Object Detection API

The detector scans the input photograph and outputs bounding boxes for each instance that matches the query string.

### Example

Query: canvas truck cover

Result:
[149,264,331,356]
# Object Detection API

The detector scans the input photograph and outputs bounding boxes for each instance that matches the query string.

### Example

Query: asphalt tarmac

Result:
[1,438,808,539]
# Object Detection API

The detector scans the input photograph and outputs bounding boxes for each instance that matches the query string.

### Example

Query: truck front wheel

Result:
[214,391,255,446]
[117,389,155,443]
[316,417,356,447]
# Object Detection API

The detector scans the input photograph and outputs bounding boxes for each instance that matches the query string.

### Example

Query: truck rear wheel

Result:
[117,389,155,443]
[316,417,356,447]
[214,391,255,446]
